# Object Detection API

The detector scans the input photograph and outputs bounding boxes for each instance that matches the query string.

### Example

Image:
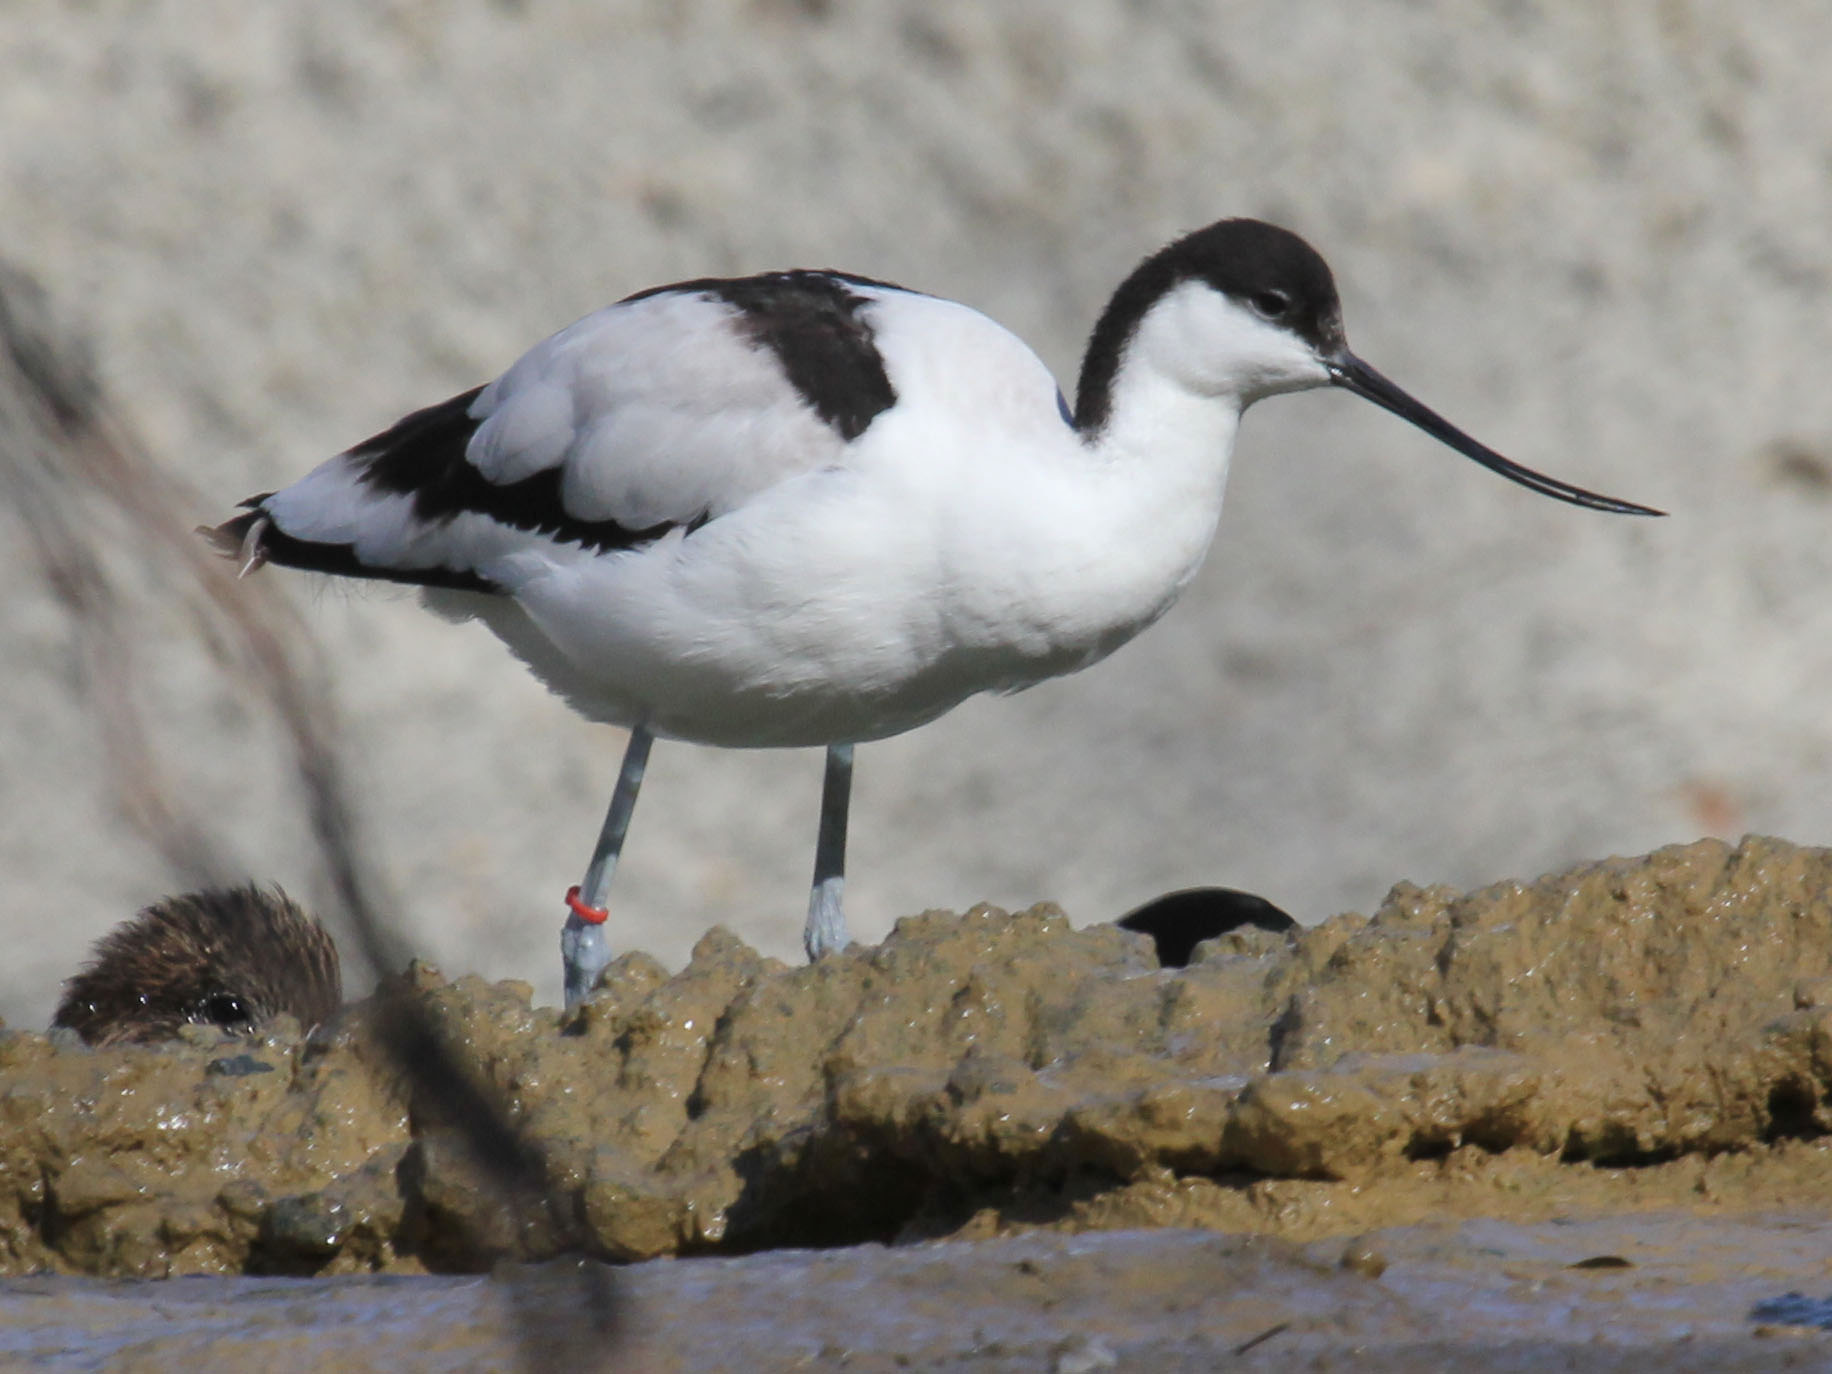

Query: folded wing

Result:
[214,274,903,594]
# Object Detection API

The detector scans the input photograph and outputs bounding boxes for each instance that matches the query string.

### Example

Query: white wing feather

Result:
[469,289,852,526]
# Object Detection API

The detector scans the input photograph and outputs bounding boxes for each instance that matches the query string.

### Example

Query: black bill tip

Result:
[1326,353,1664,518]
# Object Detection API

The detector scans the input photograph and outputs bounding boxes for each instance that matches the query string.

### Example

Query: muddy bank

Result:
[5,835,1832,1278]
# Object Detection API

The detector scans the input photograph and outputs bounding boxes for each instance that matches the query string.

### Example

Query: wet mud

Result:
[6,835,1832,1281]
[11,1216,1832,1371]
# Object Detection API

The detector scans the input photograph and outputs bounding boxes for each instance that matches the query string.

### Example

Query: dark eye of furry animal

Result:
[198,991,253,1029]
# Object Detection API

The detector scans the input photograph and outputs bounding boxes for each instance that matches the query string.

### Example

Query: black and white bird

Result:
[210,218,1659,1006]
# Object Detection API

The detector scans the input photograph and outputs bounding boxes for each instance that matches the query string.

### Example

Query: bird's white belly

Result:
[462,464,1112,749]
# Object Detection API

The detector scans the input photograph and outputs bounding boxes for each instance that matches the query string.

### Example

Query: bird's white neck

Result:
[1069,322,1246,643]
[946,304,1249,688]
[1046,279,1331,650]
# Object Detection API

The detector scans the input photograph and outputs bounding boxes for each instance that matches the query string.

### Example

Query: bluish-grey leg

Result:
[804,742,853,961]
[561,724,654,1007]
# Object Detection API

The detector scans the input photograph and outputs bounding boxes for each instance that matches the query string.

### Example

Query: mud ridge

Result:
[5,834,1832,1277]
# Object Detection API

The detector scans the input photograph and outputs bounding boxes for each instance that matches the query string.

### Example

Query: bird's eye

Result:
[1250,289,1293,320]
[198,992,253,1029]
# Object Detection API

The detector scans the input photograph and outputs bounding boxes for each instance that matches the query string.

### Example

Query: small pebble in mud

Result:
[206,1053,278,1078]
[1338,1236,1389,1279]
[1116,887,1296,967]
[1748,1291,1832,1331]
[51,885,342,1046]
[1052,1334,1119,1372]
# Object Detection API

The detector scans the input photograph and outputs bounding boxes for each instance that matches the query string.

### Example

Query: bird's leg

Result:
[561,724,654,1007]
[805,742,854,961]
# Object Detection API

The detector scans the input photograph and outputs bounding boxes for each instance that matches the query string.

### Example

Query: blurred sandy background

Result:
[2,2,1829,1026]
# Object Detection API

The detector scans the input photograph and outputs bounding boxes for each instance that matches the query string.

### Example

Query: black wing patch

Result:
[624,270,900,441]
[224,385,701,594]
[220,507,502,594]
[350,386,688,554]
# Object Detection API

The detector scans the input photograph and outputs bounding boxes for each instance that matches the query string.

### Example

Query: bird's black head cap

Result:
[1075,219,1344,433]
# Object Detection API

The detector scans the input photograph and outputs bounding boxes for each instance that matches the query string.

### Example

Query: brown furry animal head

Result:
[52,885,342,1046]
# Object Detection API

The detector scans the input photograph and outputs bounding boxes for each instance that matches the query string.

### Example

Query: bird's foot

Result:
[804,876,849,961]
[561,888,612,1007]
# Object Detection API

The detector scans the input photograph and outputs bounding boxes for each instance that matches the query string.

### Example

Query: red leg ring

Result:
[565,885,609,925]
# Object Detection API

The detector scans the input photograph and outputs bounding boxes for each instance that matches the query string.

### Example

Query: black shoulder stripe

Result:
[350,386,696,555]
[624,270,899,441]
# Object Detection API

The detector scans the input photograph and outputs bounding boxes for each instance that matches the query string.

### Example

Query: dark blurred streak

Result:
[0,265,225,885]
[0,262,618,1357]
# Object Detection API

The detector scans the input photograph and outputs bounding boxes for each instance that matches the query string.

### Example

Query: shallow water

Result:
[6,1213,1831,1371]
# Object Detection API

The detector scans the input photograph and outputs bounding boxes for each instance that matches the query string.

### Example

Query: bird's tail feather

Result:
[197,500,273,577]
